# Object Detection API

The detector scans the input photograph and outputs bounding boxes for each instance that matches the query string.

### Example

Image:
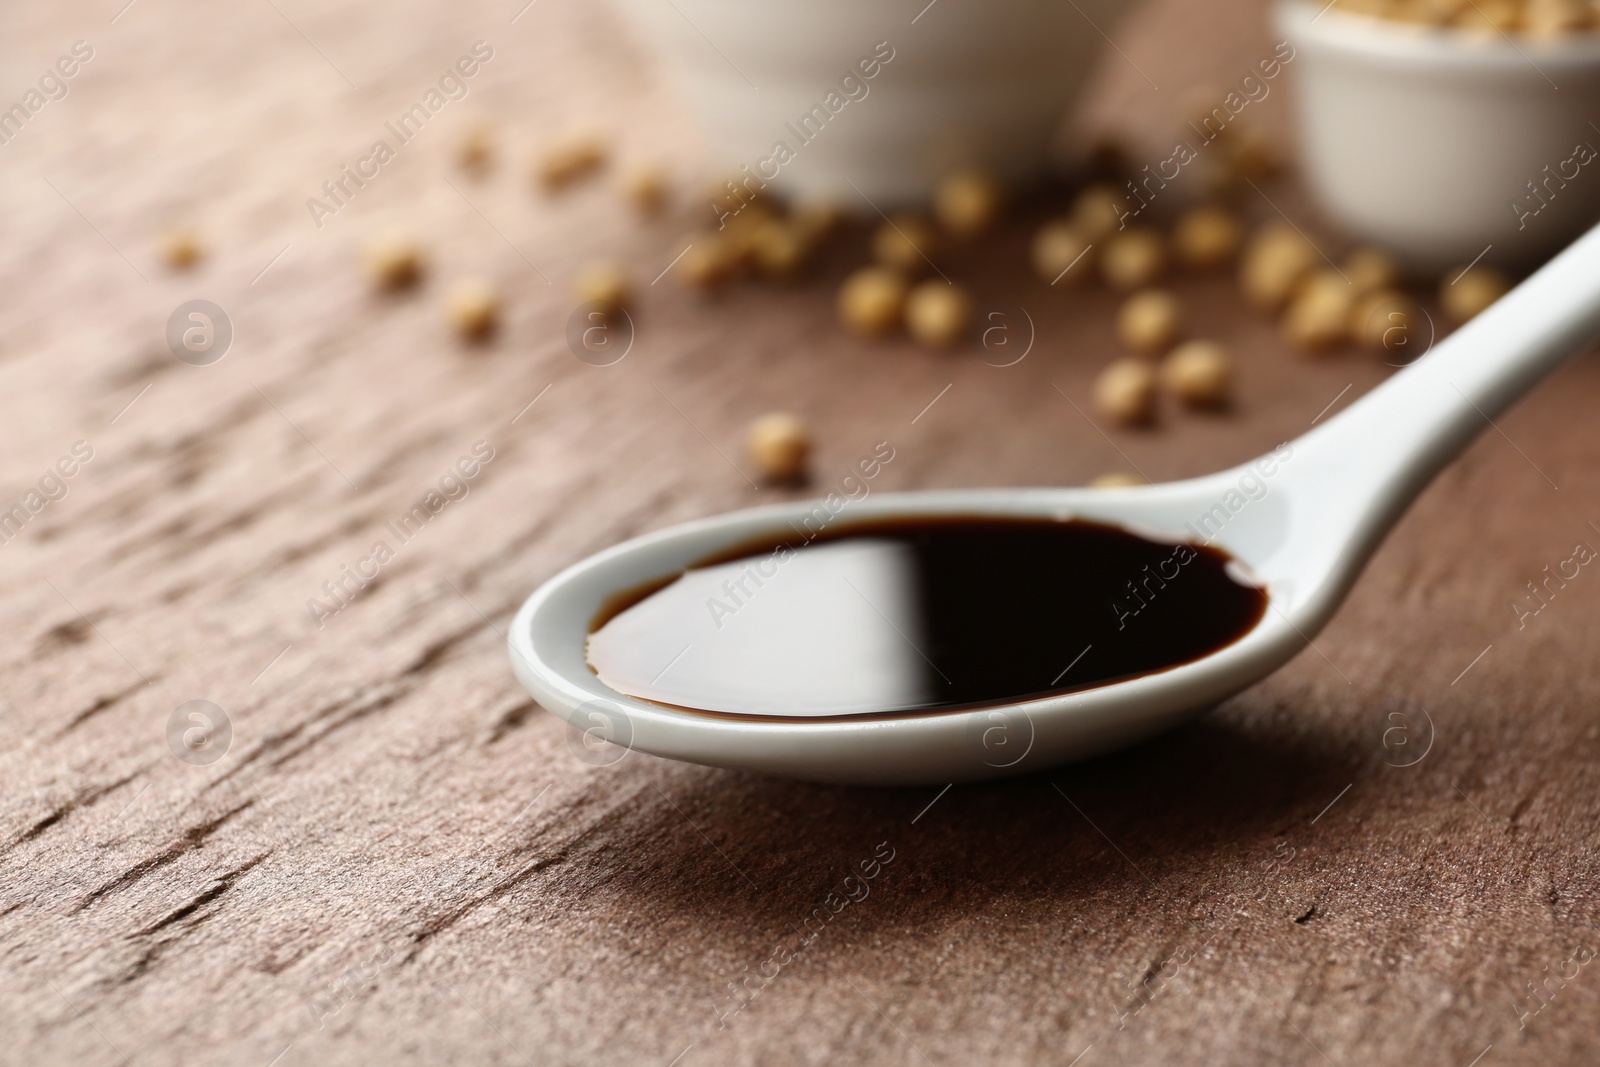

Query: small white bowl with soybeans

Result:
[1281,0,1600,270]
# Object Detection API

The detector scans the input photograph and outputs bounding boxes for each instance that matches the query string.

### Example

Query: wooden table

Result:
[4,1,1599,1064]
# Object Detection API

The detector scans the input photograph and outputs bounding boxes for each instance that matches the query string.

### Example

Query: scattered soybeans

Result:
[160,229,203,270]
[1031,220,1094,284]
[1284,269,1355,352]
[1116,289,1183,355]
[1162,341,1232,408]
[1101,228,1167,291]
[445,279,499,341]
[619,164,670,215]
[1441,265,1512,324]
[790,199,846,244]
[537,133,607,191]
[372,118,1503,480]
[838,268,909,337]
[675,237,735,290]
[364,233,424,291]
[1071,184,1127,242]
[905,281,973,349]
[1344,245,1402,295]
[747,412,810,483]
[934,170,1004,238]
[719,206,775,269]
[1351,289,1419,355]
[750,220,808,278]
[1173,206,1243,270]
[1240,223,1318,311]
[574,260,630,314]
[872,215,939,275]
[458,126,494,176]
[1094,359,1159,425]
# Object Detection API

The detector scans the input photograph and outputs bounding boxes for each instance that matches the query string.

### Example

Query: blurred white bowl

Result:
[1279,0,1600,271]
[621,0,1135,207]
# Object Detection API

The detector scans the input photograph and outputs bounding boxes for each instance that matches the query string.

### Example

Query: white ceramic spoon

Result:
[510,223,1600,786]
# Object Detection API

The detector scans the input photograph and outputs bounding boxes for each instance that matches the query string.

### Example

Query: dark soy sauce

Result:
[586,516,1267,721]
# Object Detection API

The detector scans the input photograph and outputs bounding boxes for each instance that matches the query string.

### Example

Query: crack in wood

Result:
[1509,784,1543,825]
[225,510,395,588]
[200,682,415,794]
[35,615,95,653]
[398,797,638,964]
[131,852,271,939]
[4,767,147,854]
[55,679,152,736]
[92,853,275,992]
[484,699,540,745]
[401,620,497,678]
[75,800,256,912]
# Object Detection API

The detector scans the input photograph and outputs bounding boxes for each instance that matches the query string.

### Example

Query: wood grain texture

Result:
[3,1,1599,1065]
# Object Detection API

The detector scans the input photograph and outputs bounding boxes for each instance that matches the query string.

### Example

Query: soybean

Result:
[446,279,499,341]
[537,133,607,190]
[872,215,939,275]
[365,233,424,291]
[575,260,630,314]
[905,282,973,349]
[747,412,810,483]
[1162,341,1232,408]
[1240,224,1318,311]
[1101,229,1167,291]
[1284,269,1355,352]
[934,170,1004,239]
[1441,265,1513,324]
[839,268,909,337]
[1031,220,1094,285]
[1116,289,1183,355]
[1094,359,1159,425]
[1173,206,1243,270]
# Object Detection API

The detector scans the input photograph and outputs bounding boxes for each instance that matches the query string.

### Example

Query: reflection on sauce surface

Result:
[587,517,1267,720]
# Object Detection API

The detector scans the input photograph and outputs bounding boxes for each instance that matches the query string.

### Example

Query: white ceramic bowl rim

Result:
[1285,0,1600,71]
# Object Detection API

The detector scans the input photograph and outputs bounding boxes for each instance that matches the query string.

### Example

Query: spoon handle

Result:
[1287,221,1600,541]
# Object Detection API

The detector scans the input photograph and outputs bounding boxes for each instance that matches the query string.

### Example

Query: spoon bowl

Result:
[511,222,1600,785]
[511,480,1297,784]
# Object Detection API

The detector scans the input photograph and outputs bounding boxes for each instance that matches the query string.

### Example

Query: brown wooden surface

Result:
[4,1,1600,1065]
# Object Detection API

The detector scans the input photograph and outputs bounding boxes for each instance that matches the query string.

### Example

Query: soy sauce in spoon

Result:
[586,516,1267,721]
